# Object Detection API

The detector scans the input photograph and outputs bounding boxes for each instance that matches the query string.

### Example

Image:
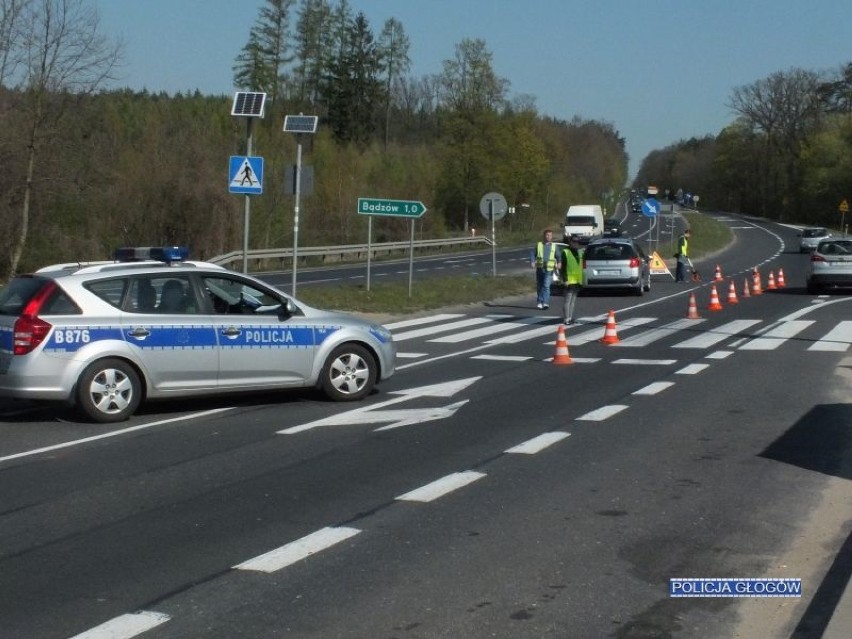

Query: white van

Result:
[563,204,603,244]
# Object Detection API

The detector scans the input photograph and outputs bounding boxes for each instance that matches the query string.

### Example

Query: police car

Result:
[0,247,396,423]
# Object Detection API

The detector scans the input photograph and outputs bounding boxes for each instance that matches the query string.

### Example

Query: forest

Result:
[1,0,850,280]
[0,0,627,278]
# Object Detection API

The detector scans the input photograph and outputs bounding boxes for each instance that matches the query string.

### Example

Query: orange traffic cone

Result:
[714,264,723,281]
[766,270,777,290]
[727,280,739,304]
[686,292,701,319]
[777,268,786,288]
[599,310,620,344]
[741,277,751,298]
[752,268,763,295]
[552,325,573,364]
[707,284,723,311]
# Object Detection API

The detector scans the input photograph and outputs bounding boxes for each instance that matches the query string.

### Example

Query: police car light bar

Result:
[114,246,189,264]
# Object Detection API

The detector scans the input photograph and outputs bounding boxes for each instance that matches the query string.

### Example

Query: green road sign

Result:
[357,197,427,218]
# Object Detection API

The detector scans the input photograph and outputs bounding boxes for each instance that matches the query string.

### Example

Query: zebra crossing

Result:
[386,313,852,357]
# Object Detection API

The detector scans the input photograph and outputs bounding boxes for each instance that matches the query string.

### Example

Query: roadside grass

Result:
[297,273,534,314]
[296,210,733,314]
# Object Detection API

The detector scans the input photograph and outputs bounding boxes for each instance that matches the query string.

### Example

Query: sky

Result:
[96,0,852,180]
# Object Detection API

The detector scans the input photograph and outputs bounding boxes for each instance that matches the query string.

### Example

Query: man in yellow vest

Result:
[530,229,559,309]
[675,228,691,282]
[560,236,584,324]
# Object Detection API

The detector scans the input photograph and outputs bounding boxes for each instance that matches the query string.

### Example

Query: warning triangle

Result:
[650,251,673,278]
[231,158,257,187]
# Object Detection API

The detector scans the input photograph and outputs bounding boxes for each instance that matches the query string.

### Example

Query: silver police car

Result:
[0,247,396,423]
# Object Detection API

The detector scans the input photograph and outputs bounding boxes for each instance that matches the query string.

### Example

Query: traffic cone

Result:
[727,280,739,304]
[741,277,751,298]
[714,264,723,281]
[552,325,573,365]
[707,284,724,311]
[777,268,786,288]
[599,310,620,344]
[766,270,777,290]
[752,268,763,295]
[686,292,701,319]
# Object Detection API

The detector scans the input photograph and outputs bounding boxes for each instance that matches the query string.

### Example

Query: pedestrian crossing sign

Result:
[650,251,673,277]
[229,156,264,195]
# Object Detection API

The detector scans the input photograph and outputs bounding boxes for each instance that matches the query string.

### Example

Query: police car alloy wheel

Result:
[321,343,377,401]
[76,358,142,423]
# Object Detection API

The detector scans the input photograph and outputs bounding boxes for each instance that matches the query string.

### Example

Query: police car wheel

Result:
[321,344,377,401]
[76,358,142,423]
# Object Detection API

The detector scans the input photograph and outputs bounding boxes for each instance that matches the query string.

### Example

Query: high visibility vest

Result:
[536,242,557,270]
[678,235,689,257]
[562,247,584,285]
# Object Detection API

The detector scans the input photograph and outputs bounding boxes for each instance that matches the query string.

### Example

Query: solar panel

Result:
[283,115,319,133]
[231,92,267,117]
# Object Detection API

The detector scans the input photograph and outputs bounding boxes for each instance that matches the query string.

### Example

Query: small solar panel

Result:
[231,92,267,117]
[283,115,319,133]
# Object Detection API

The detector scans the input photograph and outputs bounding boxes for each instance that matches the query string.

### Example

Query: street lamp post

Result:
[283,114,319,297]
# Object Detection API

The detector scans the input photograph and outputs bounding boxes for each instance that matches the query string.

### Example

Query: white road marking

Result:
[393,317,493,341]
[396,471,486,502]
[505,432,570,454]
[616,318,705,347]
[0,408,234,465]
[676,363,710,375]
[472,354,533,361]
[234,526,361,573]
[431,316,551,343]
[576,405,628,421]
[383,313,464,330]
[705,350,734,359]
[633,382,676,395]
[739,320,814,350]
[69,611,171,639]
[613,358,677,365]
[673,319,762,349]
[809,320,852,351]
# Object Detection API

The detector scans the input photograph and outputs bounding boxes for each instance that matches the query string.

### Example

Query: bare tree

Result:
[728,68,822,219]
[2,0,120,277]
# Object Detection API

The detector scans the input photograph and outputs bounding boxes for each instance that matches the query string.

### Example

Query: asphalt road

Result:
[1,209,850,638]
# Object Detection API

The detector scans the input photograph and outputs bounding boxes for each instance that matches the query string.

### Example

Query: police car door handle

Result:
[221,326,242,338]
[127,327,151,339]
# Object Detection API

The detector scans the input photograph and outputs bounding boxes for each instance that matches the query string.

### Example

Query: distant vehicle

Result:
[806,238,852,294]
[563,204,603,244]
[603,218,622,238]
[0,247,396,422]
[582,237,651,296]
[798,227,832,253]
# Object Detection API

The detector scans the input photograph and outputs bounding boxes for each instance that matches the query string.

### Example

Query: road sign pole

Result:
[366,216,373,291]
[292,139,303,296]
[243,119,253,274]
[408,219,415,297]
[489,200,497,277]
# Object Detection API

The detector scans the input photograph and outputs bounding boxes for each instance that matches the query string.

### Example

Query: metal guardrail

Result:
[208,236,494,269]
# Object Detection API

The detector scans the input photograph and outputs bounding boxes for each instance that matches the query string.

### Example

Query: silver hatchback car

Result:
[0,247,396,422]
[582,238,651,296]
[805,238,852,294]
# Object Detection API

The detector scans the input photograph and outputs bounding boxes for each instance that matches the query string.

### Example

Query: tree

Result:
[1,0,120,278]
[378,17,410,149]
[728,68,823,219]
[233,0,295,105]
[323,12,383,145]
[293,0,333,106]
[437,38,509,230]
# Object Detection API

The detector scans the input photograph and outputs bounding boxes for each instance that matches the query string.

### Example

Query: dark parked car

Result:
[603,218,622,237]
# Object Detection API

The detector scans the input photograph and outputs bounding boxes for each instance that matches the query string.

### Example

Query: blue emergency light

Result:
[114,246,189,264]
